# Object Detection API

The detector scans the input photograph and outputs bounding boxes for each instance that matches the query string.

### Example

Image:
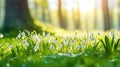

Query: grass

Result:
[0,30,120,67]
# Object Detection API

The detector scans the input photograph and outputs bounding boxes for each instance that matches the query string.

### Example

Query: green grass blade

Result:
[100,39,108,53]
[114,39,120,51]
[105,36,111,53]
[111,35,114,48]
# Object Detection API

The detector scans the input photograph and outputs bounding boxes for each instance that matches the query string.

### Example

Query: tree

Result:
[34,1,39,19]
[72,0,80,30]
[94,0,97,29]
[0,0,4,29]
[58,0,66,29]
[102,0,111,31]
[3,0,39,32]
[44,0,51,23]
[75,0,80,29]
[118,0,120,30]
[35,0,51,23]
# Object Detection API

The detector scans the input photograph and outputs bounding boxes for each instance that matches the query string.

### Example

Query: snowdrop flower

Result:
[49,37,54,43]
[86,31,90,39]
[16,33,21,39]
[110,31,114,37]
[0,34,4,38]
[63,40,68,46]
[34,45,39,52]
[70,41,74,47]
[60,44,63,49]
[46,33,50,38]
[74,33,78,39]
[81,40,86,48]
[81,44,85,48]
[109,32,116,40]
[42,32,46,36]
[22,40,29,47]
[90,34,95,41]
[76,45,80,50]
[114,36,118,40]
[54,39,58,45]
[50,45,54,51]
[8,45,13,50]
[83,40,87,45]
[34,35,41,42]
[21,32,26,39]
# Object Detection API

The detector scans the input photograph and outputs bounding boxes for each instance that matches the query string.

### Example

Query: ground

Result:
[0,30,120,67]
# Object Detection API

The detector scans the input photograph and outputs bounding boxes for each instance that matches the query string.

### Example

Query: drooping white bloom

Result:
[49,45,54,51]
[86,31,90,39]
[34,35,41,42]
[42,32,46,36]
[46,33,50,38]
[16,33,21,39]
[90,34,95,41]
[22,40,29,47]
[8,45,13,50]
[49,37,54,43]
[63,40,68,46]
[70,41,74,47]
[74,33,78,39]
[83,40,87,45]
[81,40,86,48]
[34,45,39,52]
[110,31,114,37]
[60,44,63,49]
[76,45,80,50]
[21,32,26,39]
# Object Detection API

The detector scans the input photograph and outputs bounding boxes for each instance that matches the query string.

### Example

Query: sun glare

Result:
[79,0,95,13]
[66,0,95,13]
[48,0,95,12]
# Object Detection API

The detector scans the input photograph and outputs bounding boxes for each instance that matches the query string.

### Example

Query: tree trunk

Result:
[75,0,80,29]
[102,0,111,31]
[72,7,75,29]
[47,9,52,23]
[58,0,66,29]
[46,0,52,23]
[41,7,46,22]
[94,0,97,29]
[4,0,37,32]
[34,2,39,19]
[118,0,120,30]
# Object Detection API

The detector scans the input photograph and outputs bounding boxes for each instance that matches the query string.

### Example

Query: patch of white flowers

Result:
[3,30,115,56]
[16,31,27,40]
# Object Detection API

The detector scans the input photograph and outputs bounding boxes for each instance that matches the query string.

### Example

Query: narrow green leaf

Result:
[111,35,114,48]
[114,39,120,51]
[105,36,111,53]
[100,39,108,53]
